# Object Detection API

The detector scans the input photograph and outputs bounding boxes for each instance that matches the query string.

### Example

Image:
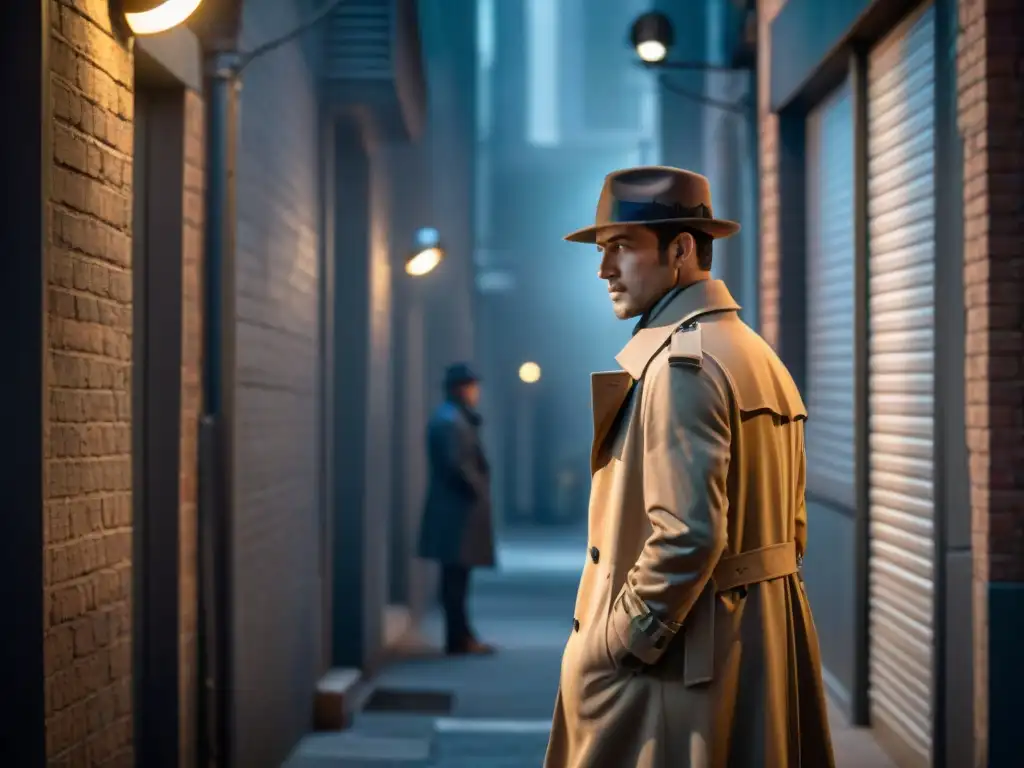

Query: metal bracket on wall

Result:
[656,72,752,116]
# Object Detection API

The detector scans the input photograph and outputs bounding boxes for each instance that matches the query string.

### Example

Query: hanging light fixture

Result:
[111,0,204,36]
[629,11,674,65]
[406,227,445,277]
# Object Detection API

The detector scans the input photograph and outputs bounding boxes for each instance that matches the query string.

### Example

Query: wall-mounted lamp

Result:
[111,0,203,36]
[406,227,445,277]
[627,10,754,115]
[630,11,674,65]
[518,362,542,384]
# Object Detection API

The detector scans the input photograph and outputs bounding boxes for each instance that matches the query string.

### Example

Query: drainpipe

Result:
[194,5,348,766]
[198,49,241,768]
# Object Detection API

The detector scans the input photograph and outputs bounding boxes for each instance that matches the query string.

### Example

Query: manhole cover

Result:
[363,688,455,715]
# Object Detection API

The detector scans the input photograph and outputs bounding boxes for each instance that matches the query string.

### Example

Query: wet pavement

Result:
[284,527,895,767]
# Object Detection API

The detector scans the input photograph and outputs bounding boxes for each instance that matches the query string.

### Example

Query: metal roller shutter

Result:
[867,4,937,765]
[805,80,856,510]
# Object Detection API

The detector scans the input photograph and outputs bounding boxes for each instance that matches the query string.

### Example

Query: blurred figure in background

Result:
[417,363,497,656]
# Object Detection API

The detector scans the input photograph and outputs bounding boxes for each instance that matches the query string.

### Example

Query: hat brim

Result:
[564,217,741,244]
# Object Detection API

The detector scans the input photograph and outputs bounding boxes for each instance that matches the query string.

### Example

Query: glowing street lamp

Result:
[406,227,445,277]
[519,362,541,384]
[630,11,674,64]
[112,0,204,35]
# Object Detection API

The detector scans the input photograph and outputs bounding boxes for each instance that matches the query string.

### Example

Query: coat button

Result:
[590,546,600,564]
[573,618,580,632]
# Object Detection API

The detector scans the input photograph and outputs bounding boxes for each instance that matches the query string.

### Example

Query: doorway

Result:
[131,83,188,768]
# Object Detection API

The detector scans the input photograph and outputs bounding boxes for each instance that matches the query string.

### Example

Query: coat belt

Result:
[713,541,799,593]
[683,541,800,687]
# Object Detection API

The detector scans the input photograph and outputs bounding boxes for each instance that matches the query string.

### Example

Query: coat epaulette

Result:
[668,320,703,369]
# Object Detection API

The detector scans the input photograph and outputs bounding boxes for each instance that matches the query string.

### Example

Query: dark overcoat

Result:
[417,401,496,567]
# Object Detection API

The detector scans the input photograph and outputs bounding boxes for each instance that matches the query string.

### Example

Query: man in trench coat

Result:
[544,167,835,768]
[417,363,497,655]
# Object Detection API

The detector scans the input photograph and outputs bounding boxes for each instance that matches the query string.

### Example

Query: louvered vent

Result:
[323,0,393,81]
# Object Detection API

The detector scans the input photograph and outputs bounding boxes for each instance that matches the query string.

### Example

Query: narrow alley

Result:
[5,1,1023,767]
[284,528,896,768]
[285,528,578,767]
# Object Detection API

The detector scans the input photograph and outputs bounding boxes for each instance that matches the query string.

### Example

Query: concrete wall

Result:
[386,140,431,614]
[420,0,477,374]
[360,127,397,673]
[45,3,135,763]
[230,1,323,764]
[655,0,709,174]
[325,116,396,675]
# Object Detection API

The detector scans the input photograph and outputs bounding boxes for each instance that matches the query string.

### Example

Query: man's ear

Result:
[673,232,696,264]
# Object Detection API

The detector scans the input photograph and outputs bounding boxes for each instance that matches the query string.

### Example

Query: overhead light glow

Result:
[636,40,667,64]
[124,0,203,36]
[406,247,443,277]
[519,362,542,384]
[406,227,444,277]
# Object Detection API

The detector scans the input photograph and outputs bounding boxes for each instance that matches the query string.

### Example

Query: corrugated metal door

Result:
[805,80,856,510]
[866,5,937,765]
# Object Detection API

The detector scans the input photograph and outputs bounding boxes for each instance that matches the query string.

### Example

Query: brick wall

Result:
[958,0,1024,584]
[232,1,323,764]
[957,0,1024,761]
[756,0,786,348]
[178,89,204,768]
[45,1,135,765]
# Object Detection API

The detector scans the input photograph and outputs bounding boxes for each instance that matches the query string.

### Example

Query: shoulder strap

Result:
[668,320,703,369]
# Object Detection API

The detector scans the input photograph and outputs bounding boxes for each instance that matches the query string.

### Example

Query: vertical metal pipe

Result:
[849,46,871,729]
[198,51,240,768]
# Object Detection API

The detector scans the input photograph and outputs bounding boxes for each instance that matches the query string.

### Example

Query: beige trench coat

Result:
[544,280,835,768]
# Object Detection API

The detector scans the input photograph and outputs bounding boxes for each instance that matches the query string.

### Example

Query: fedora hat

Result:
[443,362,480,390]
[564,166,740,243]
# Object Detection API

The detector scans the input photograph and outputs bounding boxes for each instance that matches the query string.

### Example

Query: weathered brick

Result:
[178,89,204,768]
[45,1,134,763]
[955,0,1024,761]
[757,0,786,348]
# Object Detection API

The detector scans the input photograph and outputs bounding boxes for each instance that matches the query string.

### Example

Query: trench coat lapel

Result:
[590,371,633,474]
[589,280,742,474]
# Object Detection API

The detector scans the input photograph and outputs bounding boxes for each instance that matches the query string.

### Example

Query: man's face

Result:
[461,381,481,409]
[596,225,678,320]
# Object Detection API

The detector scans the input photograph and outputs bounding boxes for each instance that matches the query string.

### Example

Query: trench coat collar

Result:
[615,279,741,380]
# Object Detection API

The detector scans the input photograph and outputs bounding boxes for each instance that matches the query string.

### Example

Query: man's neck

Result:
[633,276,711,334]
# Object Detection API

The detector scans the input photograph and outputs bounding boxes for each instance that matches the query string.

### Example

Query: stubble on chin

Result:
[609,297,640,321]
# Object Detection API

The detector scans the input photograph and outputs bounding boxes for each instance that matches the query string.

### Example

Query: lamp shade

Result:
[118,0,203,35]
[405,227,445,277]
[629,11,674,64]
